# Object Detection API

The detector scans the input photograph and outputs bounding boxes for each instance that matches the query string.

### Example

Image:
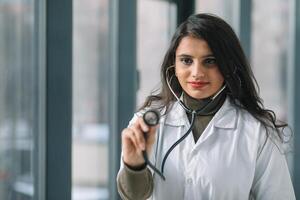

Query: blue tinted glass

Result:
[0,0,36,199]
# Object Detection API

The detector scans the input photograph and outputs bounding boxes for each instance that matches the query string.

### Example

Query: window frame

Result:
[45,0,72,199]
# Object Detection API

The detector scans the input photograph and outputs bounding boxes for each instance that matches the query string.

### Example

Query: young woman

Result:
[117,13,295,200]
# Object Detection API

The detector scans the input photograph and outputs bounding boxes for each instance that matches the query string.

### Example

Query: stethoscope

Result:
[142,65,226,181]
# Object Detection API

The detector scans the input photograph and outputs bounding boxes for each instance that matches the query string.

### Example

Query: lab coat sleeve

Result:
[251,134,295,200]
[117,163,153,200]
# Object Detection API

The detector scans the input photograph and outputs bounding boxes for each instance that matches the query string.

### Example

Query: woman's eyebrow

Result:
[177,54,193,58]
[201,54,215,58]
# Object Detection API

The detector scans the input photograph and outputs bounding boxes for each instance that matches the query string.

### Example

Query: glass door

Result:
[72,0,109,199]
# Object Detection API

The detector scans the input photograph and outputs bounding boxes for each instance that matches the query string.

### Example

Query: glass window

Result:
[251,0,290,122]
[195,0,234,24]
[72,0,109,199]
[0,0,37,199]
[137,0,177,107]
[251,0,294,173]
[196,0,291,122]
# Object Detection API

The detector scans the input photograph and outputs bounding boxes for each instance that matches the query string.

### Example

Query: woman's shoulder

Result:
[225,99,263,128]
[215,98,260,129]
[229,100,293,154]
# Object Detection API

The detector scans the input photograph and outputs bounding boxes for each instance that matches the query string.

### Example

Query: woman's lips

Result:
[188,81,209,89]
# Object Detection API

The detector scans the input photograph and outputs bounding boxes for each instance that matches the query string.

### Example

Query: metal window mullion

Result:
[172,0,195,25]
[34,0,46,199]
[232,0,252,60]
[109,0,137,199]
[46,0,72,199]
[288,0,300,197]
[108,0,119,199]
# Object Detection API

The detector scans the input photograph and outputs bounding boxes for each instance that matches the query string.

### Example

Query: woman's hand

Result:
[121,117,158,168]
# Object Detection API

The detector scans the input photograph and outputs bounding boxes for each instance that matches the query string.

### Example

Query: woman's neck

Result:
[183,90,226,115]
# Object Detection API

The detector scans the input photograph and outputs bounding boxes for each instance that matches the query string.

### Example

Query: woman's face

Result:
[175,36,224,99]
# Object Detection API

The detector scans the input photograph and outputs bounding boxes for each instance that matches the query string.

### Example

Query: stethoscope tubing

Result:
[142,65,226,181]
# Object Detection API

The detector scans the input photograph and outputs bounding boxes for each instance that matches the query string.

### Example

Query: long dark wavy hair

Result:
[140,13,287,140]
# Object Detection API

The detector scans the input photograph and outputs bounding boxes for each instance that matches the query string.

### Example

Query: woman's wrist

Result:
[123,157,146,171]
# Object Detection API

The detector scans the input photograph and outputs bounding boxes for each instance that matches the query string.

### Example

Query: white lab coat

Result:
[120,97,295,200]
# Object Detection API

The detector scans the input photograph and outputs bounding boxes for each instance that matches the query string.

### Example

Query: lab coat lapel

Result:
[164,101,187,127]
[163,98,238,148]
[195,97,238,147]
[213,97,237,129]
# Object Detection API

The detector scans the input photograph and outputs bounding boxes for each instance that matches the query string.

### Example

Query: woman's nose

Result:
[191,64,205,78]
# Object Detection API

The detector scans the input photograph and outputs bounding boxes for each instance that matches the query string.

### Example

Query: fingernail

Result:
[143,126,149,132]
[140,143,145,150]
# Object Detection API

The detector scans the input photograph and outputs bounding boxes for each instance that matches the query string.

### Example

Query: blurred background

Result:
[0,0,299,199]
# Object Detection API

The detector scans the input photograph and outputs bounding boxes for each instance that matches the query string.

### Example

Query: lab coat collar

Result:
[164,101,187,126]
[164,97,237,130]
[213,97,237,129]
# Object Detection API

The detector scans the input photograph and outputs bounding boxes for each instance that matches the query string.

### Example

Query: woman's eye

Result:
[204,58,217,65]
[180,58,193,65]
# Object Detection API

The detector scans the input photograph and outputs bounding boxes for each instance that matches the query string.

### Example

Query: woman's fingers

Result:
[121,116,159,167]
[121,127,145,166]
[137,117,149,132]
[146,125,158,143]
[122,117,158,153]
[122,128,138,150]
[129,124,146,151]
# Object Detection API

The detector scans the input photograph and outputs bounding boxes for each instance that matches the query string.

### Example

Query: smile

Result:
[188,81,209,89]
